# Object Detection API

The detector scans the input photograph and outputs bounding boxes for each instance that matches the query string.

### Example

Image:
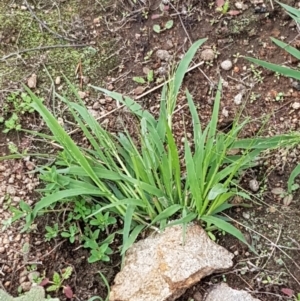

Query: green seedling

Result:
[45,224,59,241]
[133,70,154,85]
[61,224,79,243]
[153,20,173,33]
[216,0,230,14]
[45,266,73,298]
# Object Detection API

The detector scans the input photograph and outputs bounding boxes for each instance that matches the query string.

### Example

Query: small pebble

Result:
[156,49,171,61]
[200,49,215,61]
[55,76,61,85]
[99,98,106,105]
[249,179,259,192]
[234,92,243,105]
[292,102,300,109]
[220,60,233,71]
[92,102,101,110]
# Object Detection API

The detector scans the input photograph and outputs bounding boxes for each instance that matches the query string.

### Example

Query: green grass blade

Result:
[121,204,135,255]
[122,224,145,256]
[271,37,300,60]
[151,204,182,225]
[166,125,182,202]
[201,215,256,254]
[245,57,300,80]
[25,87,105,190]
[288,164,300,193]
[173,38,207,99]
[186,89,202,144]
[33,188,108,216]
[185,139,202,211]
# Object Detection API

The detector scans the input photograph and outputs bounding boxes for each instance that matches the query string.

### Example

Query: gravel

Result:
[0,159,39,291]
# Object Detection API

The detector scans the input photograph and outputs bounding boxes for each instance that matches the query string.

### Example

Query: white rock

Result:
[200,49,215,61]
[55,76,61,85]
[249,179,259,192]
[234,93,243,105]
[78,91,86,99]
[222,107,229,117]
[109,224,234,301]
[27,74,37,89]
[235,2,244,9]
[292,102,300,109]
[205,283,261,301]
[220,60,233,71]
[156,49,171,61]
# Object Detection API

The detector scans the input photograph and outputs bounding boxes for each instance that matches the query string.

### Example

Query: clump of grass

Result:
[9,38,300,263]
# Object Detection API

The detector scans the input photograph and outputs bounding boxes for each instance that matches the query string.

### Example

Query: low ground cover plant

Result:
[7,38,300,263]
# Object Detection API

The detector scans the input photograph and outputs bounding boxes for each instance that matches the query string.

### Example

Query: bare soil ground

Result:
[1,0,300,300]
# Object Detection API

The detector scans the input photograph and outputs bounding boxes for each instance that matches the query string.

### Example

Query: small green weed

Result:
[0,92,38,133]
[43,266,74,298]
[153,20,173,33]
[133,70,154,85]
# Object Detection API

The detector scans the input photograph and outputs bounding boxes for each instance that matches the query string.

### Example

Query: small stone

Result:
[25,161,35,171]
[205,283,261,301]
[249,179,259,192]
[235,2,243,9]
[283,194,293,206]
[55,76,61,85]
[27,74,37,89]
[20,5,27,10]
[99,98,106,105]
[0,247,5,253]
[220,60,233,71]
[242,211,250,219]
[157,66,167,76]
[200,49,215,61]
[222,107,229,117]
[107,83,114,90]
[234,93,243,105]
[143,67,150,75]
[6,185,16,195]
[92,102,101,110]
[134,86,145,95]
[156,49,171,61]
[163,39,174,50]
[292,102,300,109]
[21,281,32,292]
[77,91,86,99]
[193,291,203,301]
